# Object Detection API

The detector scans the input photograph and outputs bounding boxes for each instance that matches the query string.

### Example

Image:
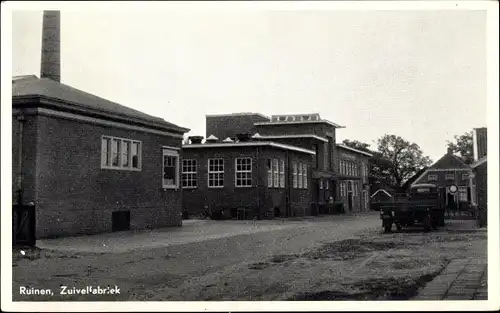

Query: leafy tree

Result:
[376,134,433,188]
[341,139,371,153]
[341,139,394,189]
[446,131,474,164]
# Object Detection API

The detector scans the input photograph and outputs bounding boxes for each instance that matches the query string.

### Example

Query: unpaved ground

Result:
[12,215,486,301]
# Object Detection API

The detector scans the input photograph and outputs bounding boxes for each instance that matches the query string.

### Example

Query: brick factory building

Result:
[182,113,372,218]
[12,11,189,238]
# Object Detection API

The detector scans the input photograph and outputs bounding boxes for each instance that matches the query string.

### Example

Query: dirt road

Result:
[12,214,486,301]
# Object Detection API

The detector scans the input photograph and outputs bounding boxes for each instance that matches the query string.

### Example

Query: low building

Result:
[181,135,315,218]
[411,147,472,210]
[12,11,189,238]
[181,112,372,218]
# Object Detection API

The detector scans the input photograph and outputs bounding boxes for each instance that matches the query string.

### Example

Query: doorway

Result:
[112,211,131,232]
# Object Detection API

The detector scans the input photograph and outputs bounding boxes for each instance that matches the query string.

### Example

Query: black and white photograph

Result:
[1,1,499,311]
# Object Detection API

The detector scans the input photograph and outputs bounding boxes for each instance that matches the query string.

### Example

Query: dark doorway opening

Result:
[112,211,130,232]
[348,194,353,212]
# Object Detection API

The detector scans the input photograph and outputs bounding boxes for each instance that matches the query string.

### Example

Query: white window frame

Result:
[101,135,142,171]
[162,148,180,189]
[428,174,437,181]
[273,159,279,188]
[445,173,455,180]
[235,157,252,188]
[325,179,329,190]
[461,173,469,180]
[302,163,307,189]
[298,163,303,188]
[340,181,345,196]
[347,180,353,193]
[280,160,285,188]
[292,162,298,188]
[182,159,197,188]
[458,186,468,202]
[319,179,323,190]
[208,158,224,188]
[267,159,273,187]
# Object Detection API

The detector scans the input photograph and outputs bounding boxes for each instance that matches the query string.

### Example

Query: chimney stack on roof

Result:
[41,11,61,82]
[447,146,453,155]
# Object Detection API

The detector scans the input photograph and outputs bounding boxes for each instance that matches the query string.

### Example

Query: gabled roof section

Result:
[12,76,189,133]
[401,167,428,190]
[429,152,470,170]
[471,156,487,168]
[370,189,393,198]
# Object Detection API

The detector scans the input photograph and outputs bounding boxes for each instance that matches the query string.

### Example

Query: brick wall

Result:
[205,114,270,140]
[475,162,487,210]
[414,169,471,187]
[12,115,39,205]
[33,114,184,238]
[182,145,312,218]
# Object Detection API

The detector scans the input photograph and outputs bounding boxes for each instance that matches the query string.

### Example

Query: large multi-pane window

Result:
[302,163,308,188]
[101,136,141,170]
[273,159,279,188]
[292,162,298,188]
[162,148,179,188]
[235,158,252,187]
[182,159,197,188]
[208,158,224,187]
[458,186,468,202]
[298,163,303,188]
[267,159,273,187]
[280,160,285,188]
[268,158,285,188]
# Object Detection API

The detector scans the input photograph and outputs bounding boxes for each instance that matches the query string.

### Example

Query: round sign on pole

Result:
[449,185,458,194]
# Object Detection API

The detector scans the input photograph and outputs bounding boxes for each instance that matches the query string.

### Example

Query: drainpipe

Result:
[16,114,25,205]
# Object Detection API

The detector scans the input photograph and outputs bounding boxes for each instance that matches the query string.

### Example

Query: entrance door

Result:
[447,193,457,211]
[112,211,131,232]
[348,194,353,212]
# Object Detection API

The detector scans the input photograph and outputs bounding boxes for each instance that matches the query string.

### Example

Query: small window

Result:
[445,173,455,180]
[273,159,279,188]
[347,181,353,192]
[162,149,179,188]
[280,160,285,188]
[235,158,252,187]
[319,179,323,190]
[208,158,224,188]
[325,180,329,190]
[462,173,469,180]
[182,159,197,188]
[428,174,437,181]
[292,163,298,188]
[302,163,308,188]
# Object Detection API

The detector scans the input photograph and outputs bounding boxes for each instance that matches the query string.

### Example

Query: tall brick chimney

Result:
[40,11,60,82]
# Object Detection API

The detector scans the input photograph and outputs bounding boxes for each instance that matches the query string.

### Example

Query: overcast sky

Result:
[11,6,487,162]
